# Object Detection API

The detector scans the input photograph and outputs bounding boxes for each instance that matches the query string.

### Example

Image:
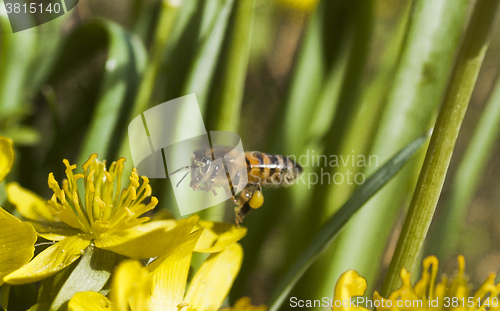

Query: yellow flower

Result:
[67,237,247,311]
[4,154,246,285]
[332,256,500,311]
[0,136,37,285]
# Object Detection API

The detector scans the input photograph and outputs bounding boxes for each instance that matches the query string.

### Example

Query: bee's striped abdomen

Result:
[245,151,302,186]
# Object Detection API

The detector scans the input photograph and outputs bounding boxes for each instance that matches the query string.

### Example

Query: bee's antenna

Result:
[176,171,190,187]
[167,166,191,178]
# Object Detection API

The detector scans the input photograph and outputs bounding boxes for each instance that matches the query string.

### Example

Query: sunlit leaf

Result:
[68,292,111,311]
[95,216,198,259]
[184,243,243,311]
[7,182,59,223]
[194,220,246,253]
[4,235,91,285]
[149,230,203,311]
[50,245,117,310]
[110,260,150,311]
[0,207,37,285]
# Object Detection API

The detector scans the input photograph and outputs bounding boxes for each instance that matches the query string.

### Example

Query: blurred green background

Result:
[1,0,500,309]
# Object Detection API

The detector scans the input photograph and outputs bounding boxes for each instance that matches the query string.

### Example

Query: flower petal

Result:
[68,292,111,311]
[149,230,203,311]
[0,207,37,285]
[194,221,247,253]
[110,260,150,311]
[0,136,14,183]
[95,216,199,259]
[35,226,83,241]
[7,182,60,223]
[332,270,369,311]
[184,243,243,311]
[4,235,91,285]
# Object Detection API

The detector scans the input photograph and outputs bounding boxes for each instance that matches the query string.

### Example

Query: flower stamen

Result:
[48,154,158,239]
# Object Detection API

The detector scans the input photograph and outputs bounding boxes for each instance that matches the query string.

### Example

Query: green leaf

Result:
[207,0,255,133]
[428,73,500,260]
[39,19,146,172]
[37,261,77,307]
[198,0,254,222]
[1,283,10,310]
[49,244,118,311]
[27,302,51,311]
[267,133,428,311]
[381,0,500,296]
[0,7,37,116]
[324,0,470,294]
[74,20,147,165]
[181,0,236,111]
[129,1,179,120]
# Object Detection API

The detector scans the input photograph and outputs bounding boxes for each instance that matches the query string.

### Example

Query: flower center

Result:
[47,154,158,238]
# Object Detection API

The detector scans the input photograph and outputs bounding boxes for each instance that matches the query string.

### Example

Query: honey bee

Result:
[170,146,303,224]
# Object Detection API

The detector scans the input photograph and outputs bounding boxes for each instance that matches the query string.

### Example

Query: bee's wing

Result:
[223,149,248,193]
[210,146,233,159]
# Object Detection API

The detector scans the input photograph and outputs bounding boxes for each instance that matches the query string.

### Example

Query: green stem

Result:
[211,0,254,132]
[267,135,428,311]
[381,0,500,297]
[200,0,254,222]
[321,0,469,296]
[117,0,179,175]
[428,72,500,260]
[131,0,180,118]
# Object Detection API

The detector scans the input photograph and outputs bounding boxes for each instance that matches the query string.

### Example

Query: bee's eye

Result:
[203,157,211,166]
[200,163,210,174]
[198,157,212,174]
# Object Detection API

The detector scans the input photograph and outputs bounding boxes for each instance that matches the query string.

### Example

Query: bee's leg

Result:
[235,201,251,227]
[210,183,218,196]
[233,183,261,225]
[193,184,212,192]
[222,185,235,202]
[231,172,241,192]
[226,171,240,204]
[255,183,262,192]
[207,164,221,196]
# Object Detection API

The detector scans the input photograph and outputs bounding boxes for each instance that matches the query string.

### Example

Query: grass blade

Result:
[181,0,236,110]
[208,0,255,132]
[323,0,470,293]
[130,0,179,119]
[231,1,355,298]
[381,0,500,295]
[49,245,117,310]
[76,20,147,165]
[268,133,428,311]
[0,11,37,116]
[428,73,500,260]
